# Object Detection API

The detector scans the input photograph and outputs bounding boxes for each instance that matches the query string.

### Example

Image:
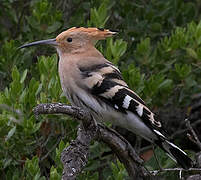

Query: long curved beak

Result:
[19,38,57,49]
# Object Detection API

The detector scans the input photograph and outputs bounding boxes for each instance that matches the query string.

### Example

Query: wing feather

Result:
[78,62,161,128]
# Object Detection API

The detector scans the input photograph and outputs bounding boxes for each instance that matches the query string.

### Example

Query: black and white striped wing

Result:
[78,62,161,129]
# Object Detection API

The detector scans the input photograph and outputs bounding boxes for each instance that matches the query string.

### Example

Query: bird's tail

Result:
[156,137,193,169]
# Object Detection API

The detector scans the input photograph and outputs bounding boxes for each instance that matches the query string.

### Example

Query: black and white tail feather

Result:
[72,59,193,169]
[153,129,193,169]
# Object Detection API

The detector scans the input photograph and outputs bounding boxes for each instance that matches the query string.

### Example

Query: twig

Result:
[150,168,201,175]
[40,135,62,162]
[187,133,197,145]
[139,145,153,154]
[185,119,201,150]
[179,169,183,180]
[170,119,201,139]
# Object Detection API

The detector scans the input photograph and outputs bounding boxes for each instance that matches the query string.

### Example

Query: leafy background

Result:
[0,0,201,179]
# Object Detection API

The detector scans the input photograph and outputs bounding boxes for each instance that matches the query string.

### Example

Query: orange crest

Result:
[57,27,117,42]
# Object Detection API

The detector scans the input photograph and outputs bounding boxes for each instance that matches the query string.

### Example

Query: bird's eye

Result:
[67,37,72,42]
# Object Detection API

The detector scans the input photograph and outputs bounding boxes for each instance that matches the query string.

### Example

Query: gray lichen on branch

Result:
[33,103,151,180]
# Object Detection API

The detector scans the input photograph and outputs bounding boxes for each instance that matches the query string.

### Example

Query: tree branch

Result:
[33,103,151,179]
[185,118,201,151]
[150,168,201,177]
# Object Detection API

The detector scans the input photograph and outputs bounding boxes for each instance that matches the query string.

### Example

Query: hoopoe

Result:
[20,27,193,169]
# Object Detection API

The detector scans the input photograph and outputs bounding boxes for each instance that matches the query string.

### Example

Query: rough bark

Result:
[33,103,152,179]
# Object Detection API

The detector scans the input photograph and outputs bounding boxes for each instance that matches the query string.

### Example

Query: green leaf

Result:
[186,48,198,59]
[32,122,42,133]
[158,79,173,89]
[136,38,151,58]
[175,64,192,79]
[19,88,27,103]
[3,158,12,169]
[11,66,20,82]
[88,0,110,27]
[5,126,16,141]
[47,21,62,33]
[25,156,40,177]
[20,69,28,84]
[145,147,176,170]
[50,166,61,180]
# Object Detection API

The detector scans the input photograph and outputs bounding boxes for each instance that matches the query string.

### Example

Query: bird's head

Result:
[19,27,117,53]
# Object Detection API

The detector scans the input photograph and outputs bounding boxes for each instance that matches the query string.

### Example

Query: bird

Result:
[20,27,193,169]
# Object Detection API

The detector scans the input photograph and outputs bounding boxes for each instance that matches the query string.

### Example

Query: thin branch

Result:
[185,119,201,150]
[40,135,62,162]
[150,168,201,176]
[170,119,201,139]
[139,145,153,154]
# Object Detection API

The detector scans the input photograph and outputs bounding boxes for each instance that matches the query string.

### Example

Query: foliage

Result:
[0,0,201,179]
